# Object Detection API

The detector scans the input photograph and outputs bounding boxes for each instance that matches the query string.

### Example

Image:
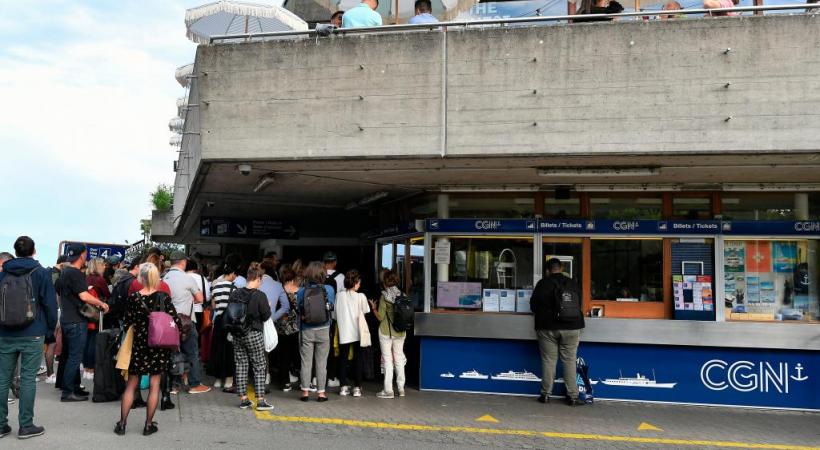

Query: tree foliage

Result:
[151,184,173,212]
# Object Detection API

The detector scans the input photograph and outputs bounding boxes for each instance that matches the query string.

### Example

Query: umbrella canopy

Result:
[186,0,309,43]
[175,63,194,87]
[336,0,476,23]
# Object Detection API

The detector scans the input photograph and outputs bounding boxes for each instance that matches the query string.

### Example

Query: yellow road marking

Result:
[638,422,664,432]
[247,387,816,450]
[475,414,499,423]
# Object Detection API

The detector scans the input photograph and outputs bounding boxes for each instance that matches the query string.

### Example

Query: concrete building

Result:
[154,12,820,410]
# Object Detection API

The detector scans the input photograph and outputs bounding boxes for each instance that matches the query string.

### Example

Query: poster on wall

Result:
[437,282,482,309]
[724,241,746,273]
[772,242,797,273]
[673,275,713,311]
[420,337,820,410]
[746,241,772,272]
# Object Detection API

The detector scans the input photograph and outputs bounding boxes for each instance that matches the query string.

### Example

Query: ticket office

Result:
[420,219,820,324]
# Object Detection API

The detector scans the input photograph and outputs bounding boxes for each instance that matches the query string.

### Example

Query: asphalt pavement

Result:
[2,377,819,450]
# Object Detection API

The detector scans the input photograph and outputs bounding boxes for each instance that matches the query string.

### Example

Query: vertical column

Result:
[436,194,450,283]
[795,193,809,220]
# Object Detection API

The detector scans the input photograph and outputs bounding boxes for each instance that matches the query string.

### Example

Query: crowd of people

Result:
[0,237,410,439]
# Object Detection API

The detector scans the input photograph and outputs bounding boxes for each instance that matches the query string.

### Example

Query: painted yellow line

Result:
[246,388,815,450]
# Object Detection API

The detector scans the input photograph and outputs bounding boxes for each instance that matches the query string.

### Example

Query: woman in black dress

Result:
[116,262,181,436]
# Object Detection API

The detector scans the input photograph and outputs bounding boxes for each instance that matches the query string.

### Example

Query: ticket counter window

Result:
[432,236,534,312]
[542,238,583,289]
[721,193,795,221]
[591,239,663,302]
[724,239,820,323]
[591,197,663,220]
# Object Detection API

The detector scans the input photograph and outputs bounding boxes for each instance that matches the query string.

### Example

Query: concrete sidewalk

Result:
[3,379,819,449]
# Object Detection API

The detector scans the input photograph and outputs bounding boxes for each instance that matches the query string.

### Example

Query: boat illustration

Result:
[600,370,676,389]
[440,372,455,378]
[491,370,541,382]
[459,370,489,380]
[555,378,599,385]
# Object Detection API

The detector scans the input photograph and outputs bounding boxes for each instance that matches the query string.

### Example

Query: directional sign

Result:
[62,242,128,262]
[200,217,299,239]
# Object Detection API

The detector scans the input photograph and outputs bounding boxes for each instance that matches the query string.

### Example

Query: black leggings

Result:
[338,342,362,388]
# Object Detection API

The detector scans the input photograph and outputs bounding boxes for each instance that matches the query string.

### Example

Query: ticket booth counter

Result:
[411,218,820,410]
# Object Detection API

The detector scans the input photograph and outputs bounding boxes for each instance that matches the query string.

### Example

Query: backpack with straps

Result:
[223,288,253,334]
[302,284,332,326]
[553,276,582,322]
[324,270,342,295]
[389,294,414,333]
[0,268,38,330]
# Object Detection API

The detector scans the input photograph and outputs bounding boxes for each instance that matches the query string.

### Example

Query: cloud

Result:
[0,1,200,260]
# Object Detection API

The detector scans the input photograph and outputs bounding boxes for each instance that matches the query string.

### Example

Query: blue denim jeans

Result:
[0,336,43,428]
[60,322,87,397]
[178,327,202,387]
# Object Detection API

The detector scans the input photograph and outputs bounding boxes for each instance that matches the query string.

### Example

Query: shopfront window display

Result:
[724,239,819,323]
[432,236,534,312]
[591,239,663,302]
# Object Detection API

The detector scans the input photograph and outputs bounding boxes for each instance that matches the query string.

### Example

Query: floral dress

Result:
[122,291,181,375]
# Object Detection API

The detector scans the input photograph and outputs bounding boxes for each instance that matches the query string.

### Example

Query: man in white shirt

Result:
[163,252,210,394]
[186,260,211,328]
[323,252,344,294]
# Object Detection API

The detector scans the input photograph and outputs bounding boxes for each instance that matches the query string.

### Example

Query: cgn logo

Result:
[700,359,809,394]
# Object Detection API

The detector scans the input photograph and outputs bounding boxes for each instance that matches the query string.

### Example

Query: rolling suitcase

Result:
[93,313,125,402]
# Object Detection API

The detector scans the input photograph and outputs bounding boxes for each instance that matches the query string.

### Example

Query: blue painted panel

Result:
[421,337,820,410]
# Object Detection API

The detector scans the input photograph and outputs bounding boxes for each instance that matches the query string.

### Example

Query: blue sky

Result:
[0,0,203,264]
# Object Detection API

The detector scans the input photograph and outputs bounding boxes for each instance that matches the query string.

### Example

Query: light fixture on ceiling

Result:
[253,173,276,193]
[538,167,660,177]
[722,183,820,191]
[439,185,542,193]
[345,191,389,210]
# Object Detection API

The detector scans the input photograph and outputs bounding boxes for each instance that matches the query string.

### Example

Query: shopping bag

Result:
[358,312,371,348]
[140,375,150,390]
[263,317,278,352]
[115,326,134,373]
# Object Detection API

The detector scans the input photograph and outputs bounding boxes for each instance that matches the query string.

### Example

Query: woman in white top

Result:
[334,269,370,397]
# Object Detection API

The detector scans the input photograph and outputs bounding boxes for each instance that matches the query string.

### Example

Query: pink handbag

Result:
[142,294,180,349]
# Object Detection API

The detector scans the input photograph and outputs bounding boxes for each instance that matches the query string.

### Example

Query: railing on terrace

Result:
[209,3,819,42]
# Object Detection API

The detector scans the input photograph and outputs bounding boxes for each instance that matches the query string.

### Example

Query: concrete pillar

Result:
[436,194,450,283]
[795,193,809,220]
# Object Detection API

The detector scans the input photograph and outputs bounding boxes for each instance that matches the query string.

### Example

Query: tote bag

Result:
[263,317,278,352]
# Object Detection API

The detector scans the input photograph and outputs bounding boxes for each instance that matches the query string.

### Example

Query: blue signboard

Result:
[427,219,537,233]
[722,220,820,236]
[421,337,820,410]
[62,242,128,262]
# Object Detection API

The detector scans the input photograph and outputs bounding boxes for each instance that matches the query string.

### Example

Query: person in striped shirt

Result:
[207,254,242,391]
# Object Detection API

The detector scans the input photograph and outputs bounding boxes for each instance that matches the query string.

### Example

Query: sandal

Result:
[143,422,158,436]
[300,390,310,402]
[114,421,126,436]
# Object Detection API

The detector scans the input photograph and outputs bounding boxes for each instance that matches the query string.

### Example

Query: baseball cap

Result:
[169,251,188,262]
[322,251,337,262]
[124,258,140,270]
[65,243,87,263]
[106,255,122,265]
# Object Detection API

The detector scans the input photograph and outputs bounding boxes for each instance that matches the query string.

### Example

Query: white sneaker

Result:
[289,373,298,383]
[309,384,318,393]
[327,378,340,388]
[44,374,57,384]
[340,386,351,396]
[376,390,394,399]
[37,366,47,376]
[83,371,95,380]
[398,389,405,397]
[224,378,234,389]
[214,379,222,388]
[352,387,362,397]
[265,374,271,385]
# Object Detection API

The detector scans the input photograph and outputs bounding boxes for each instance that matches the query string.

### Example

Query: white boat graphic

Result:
[459,370,489,380]
[555,378,599,385]
[600,370,676,389]
[440,372,455,378]
[491,370,541,382]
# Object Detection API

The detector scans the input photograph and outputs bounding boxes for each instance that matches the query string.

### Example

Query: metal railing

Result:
[209,3,819,43]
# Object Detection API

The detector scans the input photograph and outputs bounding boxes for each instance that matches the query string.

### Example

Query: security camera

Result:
[238,164,252,176]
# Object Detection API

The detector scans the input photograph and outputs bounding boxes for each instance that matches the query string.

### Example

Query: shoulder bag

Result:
[143,293,180,349]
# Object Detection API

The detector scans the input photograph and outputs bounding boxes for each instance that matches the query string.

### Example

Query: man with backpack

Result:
[322,252,343,388]
[0,236,58,439]
[297,262,336,402]
[530,258,585,406]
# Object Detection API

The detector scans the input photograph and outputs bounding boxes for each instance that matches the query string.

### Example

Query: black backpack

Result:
[302,284,331,325]
[223,288,252,334]
[107,274,134,326]
[553,276,582,322]
[390,294,414,333]
[0,268,38,330]
[324,270,342,295]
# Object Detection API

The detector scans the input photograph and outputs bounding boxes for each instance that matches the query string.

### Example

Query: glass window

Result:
[809,193,820,220]
[591,239,663,302]
[379,243,394,272]
[543,196,581,219]
[449,197,534,218]
[724,239,819,323]
[432,236,534,312]
[396,239,425,311]
[721,193,795,220]
[591,196,663,220]
[542,238,584,284]
[672,197,712,220]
